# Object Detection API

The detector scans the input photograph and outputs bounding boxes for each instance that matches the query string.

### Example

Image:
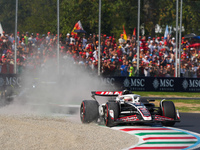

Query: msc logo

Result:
[123,78,145,87]
[153,78,174,89]
[0,77,21,87]
[182,79,200,89]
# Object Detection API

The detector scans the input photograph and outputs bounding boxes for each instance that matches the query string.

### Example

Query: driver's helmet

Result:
[124,96,132,102]
[122,89,130,95]
[135,96,140,103]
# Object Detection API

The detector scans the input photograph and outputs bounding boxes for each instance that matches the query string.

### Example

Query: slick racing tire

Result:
[161,101,176,126]
[104,102,119,127]
[80,100,99,123]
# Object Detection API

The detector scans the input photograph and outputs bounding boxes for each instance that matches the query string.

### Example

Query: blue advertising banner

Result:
[101,76,200,92]
[0,74,200,92]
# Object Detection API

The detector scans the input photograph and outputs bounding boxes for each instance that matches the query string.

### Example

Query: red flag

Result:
[71,20,83,37]
[133,28,136,37]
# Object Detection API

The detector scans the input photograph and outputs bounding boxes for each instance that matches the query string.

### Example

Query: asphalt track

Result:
[176,112,200,134]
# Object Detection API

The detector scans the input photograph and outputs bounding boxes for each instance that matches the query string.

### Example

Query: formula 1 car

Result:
[80,90,180,127]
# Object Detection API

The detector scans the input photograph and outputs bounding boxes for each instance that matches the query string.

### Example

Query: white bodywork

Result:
[98,93,152,121]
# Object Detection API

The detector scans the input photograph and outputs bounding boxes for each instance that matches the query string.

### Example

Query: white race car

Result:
[80,90,180,127]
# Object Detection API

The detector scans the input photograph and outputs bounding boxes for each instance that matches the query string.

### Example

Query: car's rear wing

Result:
[91,91,122,97]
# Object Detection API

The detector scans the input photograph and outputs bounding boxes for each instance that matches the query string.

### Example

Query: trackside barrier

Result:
[0,74,200,92]
[101,76,200,92]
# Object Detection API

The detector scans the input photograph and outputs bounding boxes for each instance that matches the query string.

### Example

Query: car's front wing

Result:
[115,114,180,124]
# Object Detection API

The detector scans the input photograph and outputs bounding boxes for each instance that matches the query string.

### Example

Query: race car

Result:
[80,90,180,127]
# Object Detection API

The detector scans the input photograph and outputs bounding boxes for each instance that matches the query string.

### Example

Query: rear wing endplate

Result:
[91,91,122,97]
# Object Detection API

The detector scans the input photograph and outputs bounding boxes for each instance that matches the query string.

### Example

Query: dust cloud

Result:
[0,56,116,116]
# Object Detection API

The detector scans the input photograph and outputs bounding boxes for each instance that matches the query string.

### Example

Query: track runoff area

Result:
[47,103,200,149]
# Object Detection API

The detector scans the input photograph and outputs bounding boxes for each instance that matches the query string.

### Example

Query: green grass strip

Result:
[143,141,196,145]
[133,91,200,97]
[135,132,187,136]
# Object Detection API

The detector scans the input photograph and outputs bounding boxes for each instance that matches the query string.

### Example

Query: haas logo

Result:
[98,91,122,95]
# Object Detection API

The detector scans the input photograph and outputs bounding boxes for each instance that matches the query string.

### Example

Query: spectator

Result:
[120,60,128,76]
[46,32,51,43]
[65,33,70,46]
[144,64,150,77]
[197,64,200,78]
[1,28,200,79]
[118,34,125,46]
[24,32,29,45]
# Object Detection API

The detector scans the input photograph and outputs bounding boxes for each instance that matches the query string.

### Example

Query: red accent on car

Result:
[95,91,122,95]
[154,115,174,121]
[82,102,85,122]
[116,115,139,122]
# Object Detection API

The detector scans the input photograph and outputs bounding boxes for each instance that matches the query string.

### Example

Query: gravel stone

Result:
[0,113,138,150]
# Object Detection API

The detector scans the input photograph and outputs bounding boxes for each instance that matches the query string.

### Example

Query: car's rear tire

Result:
[104,102,119,127]
[161,101,176,126]
[80,100,99,123]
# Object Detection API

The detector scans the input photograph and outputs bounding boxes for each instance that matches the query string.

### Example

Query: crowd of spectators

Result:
[0,30,200,78]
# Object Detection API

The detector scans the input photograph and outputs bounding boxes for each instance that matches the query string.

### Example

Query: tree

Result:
[0,0,200,38]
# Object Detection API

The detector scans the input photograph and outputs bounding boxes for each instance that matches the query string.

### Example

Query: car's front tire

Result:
[104,102,119,127]
[161,101,176,126]
[80,100,99,123]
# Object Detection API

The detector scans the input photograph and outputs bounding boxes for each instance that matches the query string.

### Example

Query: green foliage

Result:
[0,0,16,33]
[0,0,200,37]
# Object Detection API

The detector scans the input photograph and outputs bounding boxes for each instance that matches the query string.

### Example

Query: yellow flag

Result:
[123,25,127,41]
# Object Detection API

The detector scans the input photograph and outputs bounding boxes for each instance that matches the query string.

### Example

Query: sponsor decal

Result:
[101,77,115,85]
[154,115,174,121]
[182,79,200,91]
[123,78,145,90]
[153,78,174,91]
[0,76,21,87]
[116,115,139,122]
[188,79,200,87]
[6,77,21,86]
[138,107,151,117]
[95,91,122,95]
